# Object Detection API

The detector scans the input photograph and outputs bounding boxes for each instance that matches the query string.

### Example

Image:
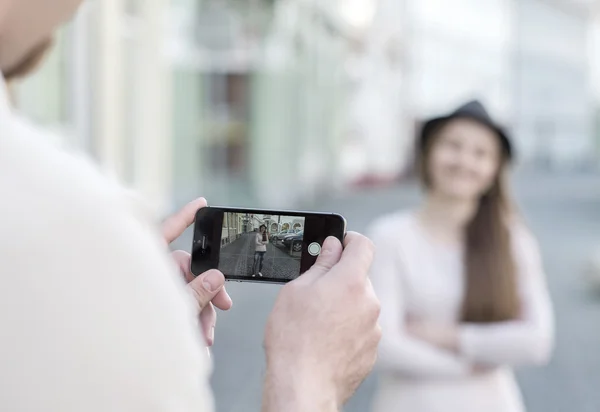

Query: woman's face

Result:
[260,226,266,233]
[426,118,502,201]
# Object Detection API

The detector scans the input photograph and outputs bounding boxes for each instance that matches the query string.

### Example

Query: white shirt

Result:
[255,232,267,252]
[368,211,554,412]
[0,76,214,411]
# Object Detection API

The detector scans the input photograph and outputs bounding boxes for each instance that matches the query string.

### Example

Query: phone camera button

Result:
[308,242,321,256]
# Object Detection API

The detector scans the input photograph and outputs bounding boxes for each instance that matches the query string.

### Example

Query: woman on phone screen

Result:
[368,101,555,412]
[253,225,268,277]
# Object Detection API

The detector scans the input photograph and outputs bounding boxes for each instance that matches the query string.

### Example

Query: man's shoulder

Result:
[0,115,142,220]
[0,109,215,411]
[0,115,163,271]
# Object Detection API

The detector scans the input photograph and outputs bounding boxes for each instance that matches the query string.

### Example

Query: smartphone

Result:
[191,207,347,284]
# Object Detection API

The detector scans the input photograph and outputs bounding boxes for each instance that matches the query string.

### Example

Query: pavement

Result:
[219,232,301,280]
[171,171,600,412]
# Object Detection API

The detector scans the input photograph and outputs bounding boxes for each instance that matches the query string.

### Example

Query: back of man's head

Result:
[0,0,82,78]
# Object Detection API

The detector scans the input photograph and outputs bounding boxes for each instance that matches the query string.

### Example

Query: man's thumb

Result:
[301,236,343,282]
[187,270,225,311]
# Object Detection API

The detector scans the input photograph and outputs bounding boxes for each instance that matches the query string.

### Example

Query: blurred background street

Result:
[9,0,600,410]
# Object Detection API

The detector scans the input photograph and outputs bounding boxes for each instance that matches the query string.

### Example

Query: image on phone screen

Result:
[220,212,304,280]
[191,207,346,283]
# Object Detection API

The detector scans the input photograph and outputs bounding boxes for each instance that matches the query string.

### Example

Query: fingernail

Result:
[321,237,336,255]
[202,271,224,292]
[209,326,215,343]
[192,197,207,208]
[223,288,233,306]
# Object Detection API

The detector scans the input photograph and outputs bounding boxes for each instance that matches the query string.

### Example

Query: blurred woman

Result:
[252,224,268,277]
[368,100,554,412]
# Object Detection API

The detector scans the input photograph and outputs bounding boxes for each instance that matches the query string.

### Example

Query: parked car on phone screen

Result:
[271,229,295,244]
[283,231,304,253]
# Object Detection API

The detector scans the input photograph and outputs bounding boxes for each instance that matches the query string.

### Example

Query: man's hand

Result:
[262,232,381,411]
[162,198,233,346]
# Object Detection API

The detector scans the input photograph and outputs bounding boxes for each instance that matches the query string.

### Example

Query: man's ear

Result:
[2,35,53,81]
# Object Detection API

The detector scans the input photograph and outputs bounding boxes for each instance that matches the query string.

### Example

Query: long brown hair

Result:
[260,225,268,242]
[419,121,521,323]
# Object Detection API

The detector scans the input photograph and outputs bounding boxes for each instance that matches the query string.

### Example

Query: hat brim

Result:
[419,115,513,161]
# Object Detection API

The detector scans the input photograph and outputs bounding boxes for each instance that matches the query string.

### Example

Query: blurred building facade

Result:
[514,0,596,169]
[11,0,600,215]
[222,212,243,247]
[349,0,596,179]
[13,0,173,216]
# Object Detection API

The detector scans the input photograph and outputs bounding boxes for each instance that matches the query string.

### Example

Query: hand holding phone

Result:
[191,207,346,283]
[262,233,381,410]
[160,197,232,347]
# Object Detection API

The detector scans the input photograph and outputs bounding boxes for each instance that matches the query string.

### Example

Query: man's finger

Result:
[187,269,225,312]
[200,303,217,346]
[162,197,207,244]
[171,250,195,283]
[332,231,375,279]
[299,236,343,283]
[173,250,232,310]
[212,287,233,311]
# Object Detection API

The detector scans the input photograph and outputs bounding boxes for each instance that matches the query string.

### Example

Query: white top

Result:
[0,77,214,411]
[255,232,267,252]
[367,211,554,412]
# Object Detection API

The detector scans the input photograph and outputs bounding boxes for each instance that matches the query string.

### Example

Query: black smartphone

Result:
[191,207,347,284]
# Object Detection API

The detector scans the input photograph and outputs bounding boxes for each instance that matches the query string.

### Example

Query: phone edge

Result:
[191,206,347,284]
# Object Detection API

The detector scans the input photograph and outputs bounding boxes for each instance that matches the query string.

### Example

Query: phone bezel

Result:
[191,206,347,284]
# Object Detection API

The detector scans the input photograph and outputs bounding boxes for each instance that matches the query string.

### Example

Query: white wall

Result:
[406,0,513,121]
[341,0,408,182]
[589,18,600,103]
[251,0,348,207]
[514,0,593,168]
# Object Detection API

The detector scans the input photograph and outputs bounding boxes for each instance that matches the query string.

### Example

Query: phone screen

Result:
[191,207,346,283]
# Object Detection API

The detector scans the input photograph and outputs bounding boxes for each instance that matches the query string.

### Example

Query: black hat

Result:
[418,100,513,160]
